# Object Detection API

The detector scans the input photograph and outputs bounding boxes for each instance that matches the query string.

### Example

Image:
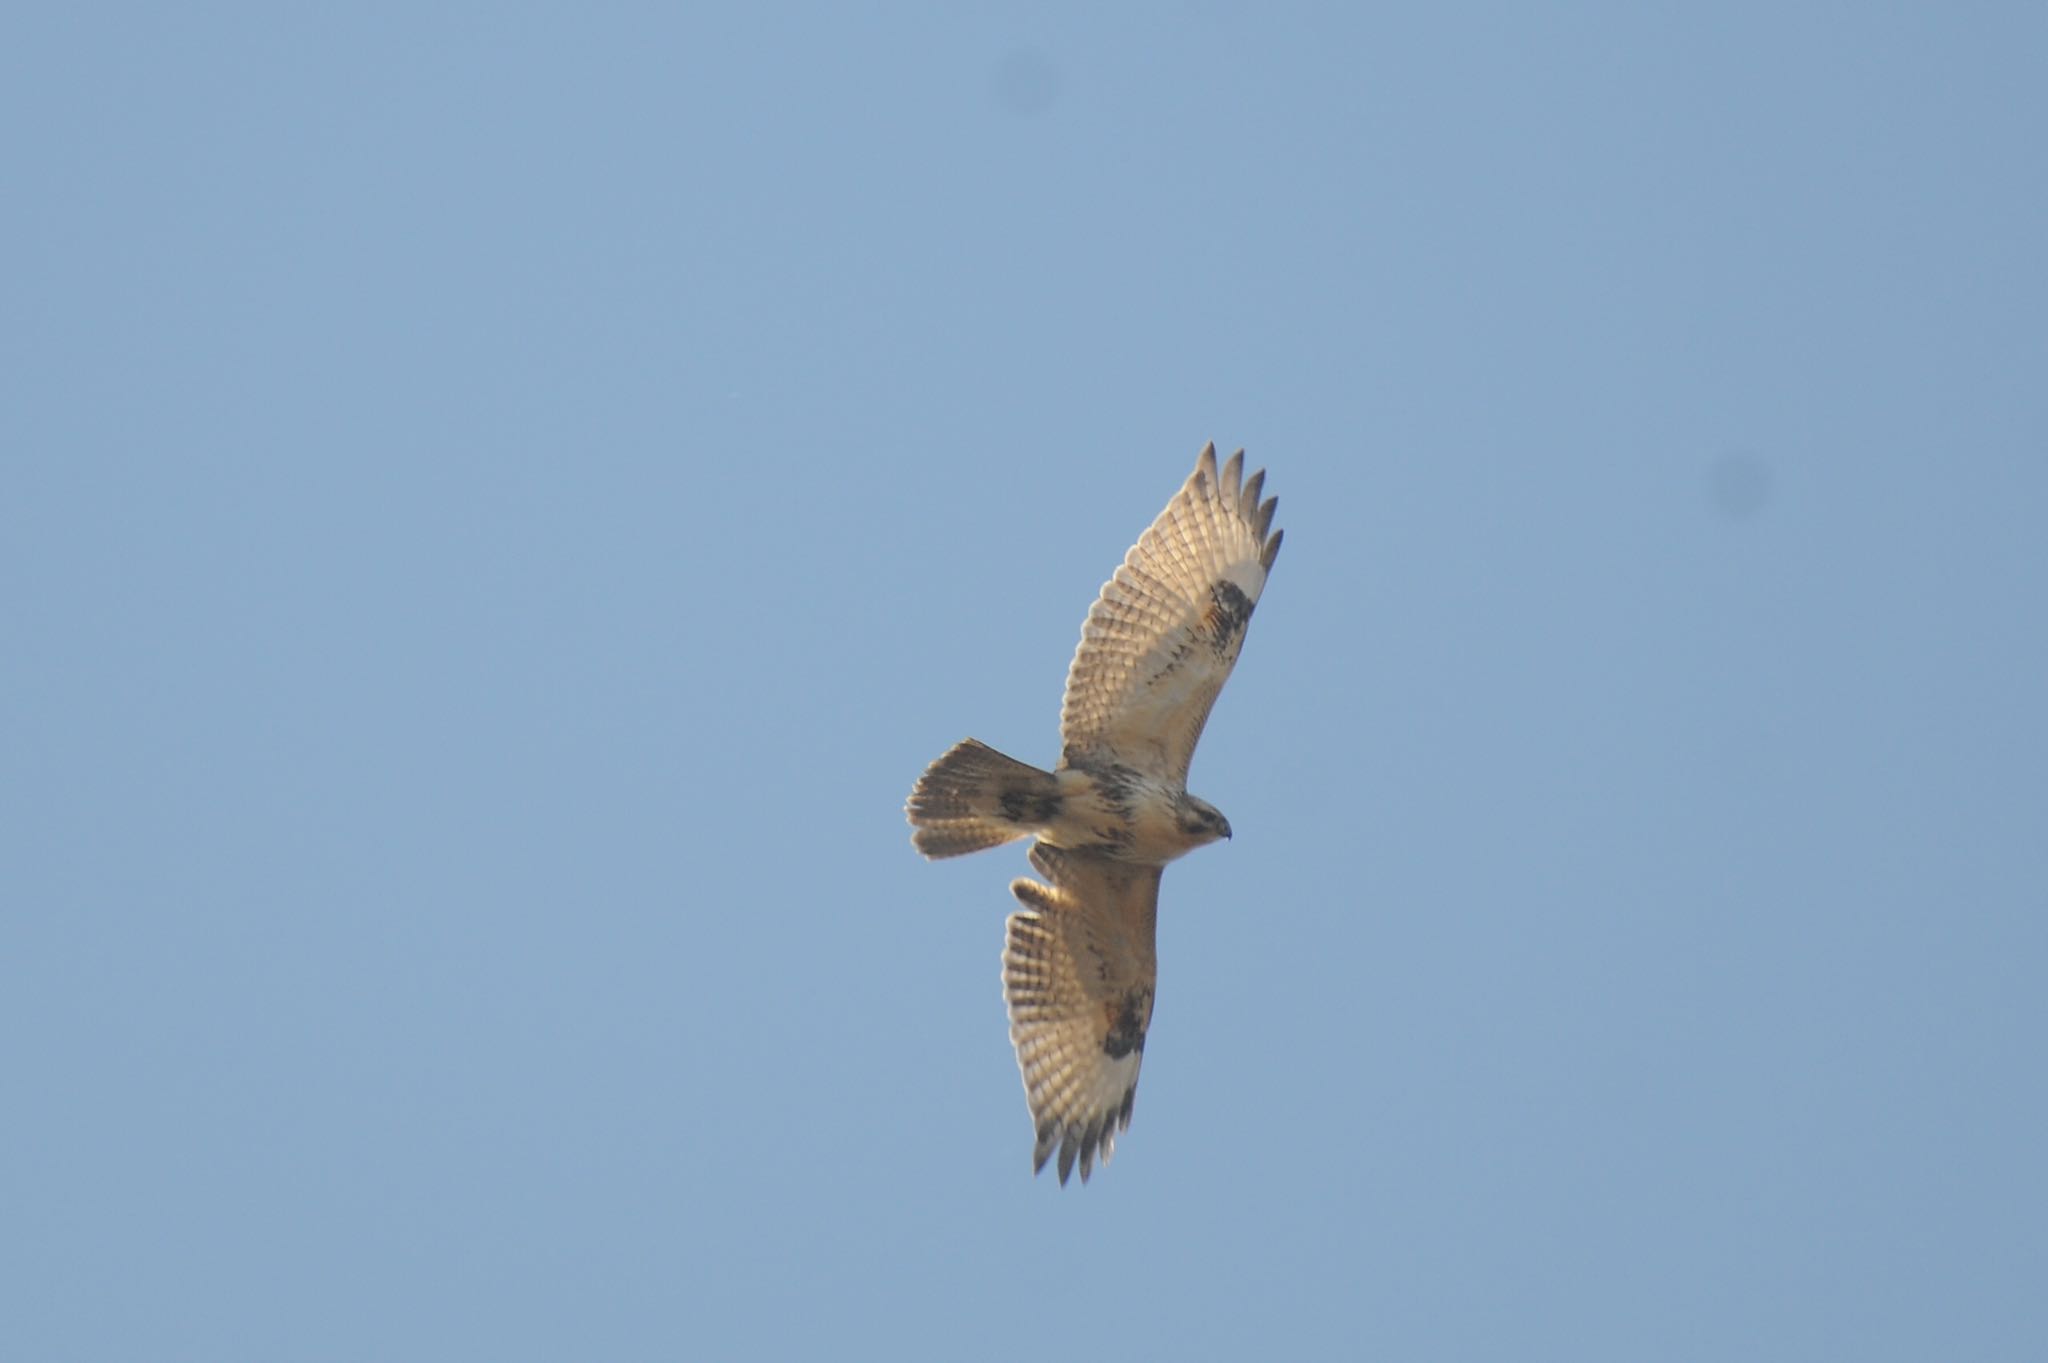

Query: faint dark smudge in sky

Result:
[1707,453,1775,520]
[992,48,1062,116]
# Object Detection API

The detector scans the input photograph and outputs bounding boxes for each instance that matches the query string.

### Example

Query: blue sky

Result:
[5,5,2045,1359]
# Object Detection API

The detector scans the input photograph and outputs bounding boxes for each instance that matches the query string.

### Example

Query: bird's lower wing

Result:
[1002,842,1163,1185]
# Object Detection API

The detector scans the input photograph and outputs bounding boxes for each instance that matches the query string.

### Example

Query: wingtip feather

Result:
[1240,468,1266,519]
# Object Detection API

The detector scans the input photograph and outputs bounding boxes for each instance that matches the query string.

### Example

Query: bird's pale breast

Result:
[1043,764,1208,864]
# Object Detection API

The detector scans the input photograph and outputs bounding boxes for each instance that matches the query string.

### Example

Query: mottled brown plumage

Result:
[906,443,1283,1183]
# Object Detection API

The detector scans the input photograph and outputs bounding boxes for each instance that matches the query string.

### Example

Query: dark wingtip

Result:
[1219,448,1245,497]
[1255,493,1279,540]
[1240,468,1267,520]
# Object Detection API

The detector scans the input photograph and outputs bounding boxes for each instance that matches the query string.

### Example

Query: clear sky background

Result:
[5,5,2045,1360]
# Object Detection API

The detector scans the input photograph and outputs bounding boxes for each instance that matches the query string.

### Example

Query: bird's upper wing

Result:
[1059,444,1283,781]
[1003,841,1162,1185]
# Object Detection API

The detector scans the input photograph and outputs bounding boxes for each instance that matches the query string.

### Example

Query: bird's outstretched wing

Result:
[1059,444,1283,781]
[1003,842,1161,1185]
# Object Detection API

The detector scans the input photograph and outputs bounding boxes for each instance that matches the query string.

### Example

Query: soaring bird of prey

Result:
[906,444,1283,1184]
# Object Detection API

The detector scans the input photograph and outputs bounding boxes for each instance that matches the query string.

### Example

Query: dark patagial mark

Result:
[1205,579,1254,656]
[1083,824,1135,855]
[1102,990,1149,1060]
[999,787,1064,824]
[1075,761,1139,816]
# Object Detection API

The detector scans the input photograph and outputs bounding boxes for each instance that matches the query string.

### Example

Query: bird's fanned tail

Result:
[906,738,1059,859]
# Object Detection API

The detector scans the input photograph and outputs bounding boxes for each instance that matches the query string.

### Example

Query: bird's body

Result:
[1047,757,1232,863]
[913,741,1229,865]
[906,444,1283,1184]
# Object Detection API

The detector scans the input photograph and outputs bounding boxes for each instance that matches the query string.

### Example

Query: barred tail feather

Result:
[906,738,1060,860]
[909,821,1018,859]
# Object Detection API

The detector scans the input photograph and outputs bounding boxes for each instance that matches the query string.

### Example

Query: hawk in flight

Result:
[906,444,1283,1184]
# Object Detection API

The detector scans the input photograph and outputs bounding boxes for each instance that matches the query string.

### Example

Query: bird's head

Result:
[1177,795,1233,847]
